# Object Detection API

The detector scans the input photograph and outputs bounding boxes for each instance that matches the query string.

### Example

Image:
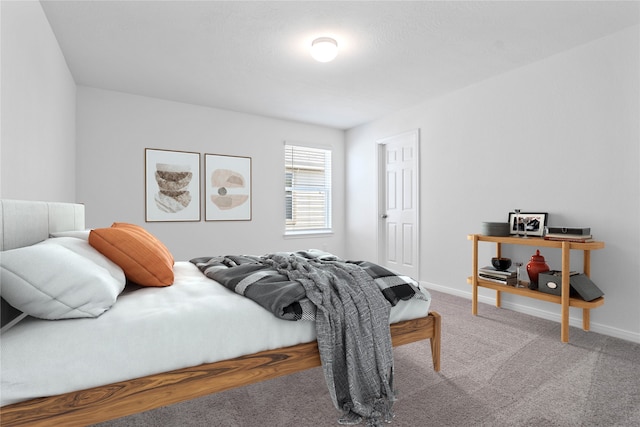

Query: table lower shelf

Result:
[467,277,605,309]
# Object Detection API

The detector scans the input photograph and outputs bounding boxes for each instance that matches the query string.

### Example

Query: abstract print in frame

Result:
[145,148,201,222]
[205,153,252,221]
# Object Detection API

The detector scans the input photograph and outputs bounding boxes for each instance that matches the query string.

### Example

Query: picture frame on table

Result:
[145,148,201,222]
[204,153,252,221]
[508,212,548,237]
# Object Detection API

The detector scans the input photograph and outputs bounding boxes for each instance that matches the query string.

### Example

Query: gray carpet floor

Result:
[95,290,640,426]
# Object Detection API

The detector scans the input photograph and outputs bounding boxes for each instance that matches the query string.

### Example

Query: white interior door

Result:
[377,129,420,279]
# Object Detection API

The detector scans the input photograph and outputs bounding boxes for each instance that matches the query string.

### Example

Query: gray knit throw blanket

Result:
[262,253,396,426]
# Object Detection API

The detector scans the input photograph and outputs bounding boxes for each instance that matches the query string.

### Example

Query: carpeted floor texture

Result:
[95,290,640,426]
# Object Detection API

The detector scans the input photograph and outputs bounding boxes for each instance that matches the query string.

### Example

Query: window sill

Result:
[284,230,334,239]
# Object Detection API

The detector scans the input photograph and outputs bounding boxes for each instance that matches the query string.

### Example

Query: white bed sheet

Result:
[0,261,431,407]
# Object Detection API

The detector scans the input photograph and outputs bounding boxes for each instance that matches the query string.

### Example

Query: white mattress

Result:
[0,261,431,407]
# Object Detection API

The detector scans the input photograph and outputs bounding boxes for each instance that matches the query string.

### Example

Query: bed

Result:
[0,199,441,427]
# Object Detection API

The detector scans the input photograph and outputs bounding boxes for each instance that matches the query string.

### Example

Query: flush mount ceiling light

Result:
[310,37,338,62]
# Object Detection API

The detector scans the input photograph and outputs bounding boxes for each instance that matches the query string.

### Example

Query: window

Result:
[284,144,332,234]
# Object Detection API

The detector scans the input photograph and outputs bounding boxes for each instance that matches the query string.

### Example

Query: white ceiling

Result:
[40,1,639,130]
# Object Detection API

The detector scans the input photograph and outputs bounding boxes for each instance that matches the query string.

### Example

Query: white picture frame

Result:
[204,153,252,221]
[508,212,548,237]
[145,148,201,222]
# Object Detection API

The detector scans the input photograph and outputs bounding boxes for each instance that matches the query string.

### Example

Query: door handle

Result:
[380,214,388,219]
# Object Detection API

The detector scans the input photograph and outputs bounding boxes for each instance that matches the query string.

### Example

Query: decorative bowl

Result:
[491,257,512,271]
[481,222,510,237]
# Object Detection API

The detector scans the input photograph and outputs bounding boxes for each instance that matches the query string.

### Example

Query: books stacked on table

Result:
[478,266,517,286]
[544,226,593,242]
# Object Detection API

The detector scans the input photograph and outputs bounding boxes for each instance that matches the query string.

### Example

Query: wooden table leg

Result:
[472,235,479,315]
[561,241,570,343]
[582,250,592,331]
[583,308,590,331]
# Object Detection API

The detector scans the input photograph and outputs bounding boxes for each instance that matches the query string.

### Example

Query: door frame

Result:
[376,129,420,278]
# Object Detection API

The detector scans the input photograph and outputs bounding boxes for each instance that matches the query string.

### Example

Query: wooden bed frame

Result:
[0,200,441,426]
[1,312,440,427]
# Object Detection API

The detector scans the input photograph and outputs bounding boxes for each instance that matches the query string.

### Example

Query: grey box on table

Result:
[538,271,604,301]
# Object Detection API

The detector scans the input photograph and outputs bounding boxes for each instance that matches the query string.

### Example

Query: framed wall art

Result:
[508,212,548,237]
[145,148,201,222]
[205,154,252,221]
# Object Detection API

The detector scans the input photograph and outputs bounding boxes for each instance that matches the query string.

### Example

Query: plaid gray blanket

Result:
[190,250,426,321]
[191,250,425,426]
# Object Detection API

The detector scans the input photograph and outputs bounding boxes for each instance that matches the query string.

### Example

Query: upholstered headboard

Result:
[0,199,85,251]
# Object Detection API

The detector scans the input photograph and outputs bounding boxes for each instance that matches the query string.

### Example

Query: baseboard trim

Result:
[421,281,640,344]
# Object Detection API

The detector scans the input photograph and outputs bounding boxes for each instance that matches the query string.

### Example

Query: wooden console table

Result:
[467,234,605,342]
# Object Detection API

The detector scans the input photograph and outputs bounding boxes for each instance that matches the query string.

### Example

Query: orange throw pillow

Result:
[89,223,174,287]
[111,222,174,264]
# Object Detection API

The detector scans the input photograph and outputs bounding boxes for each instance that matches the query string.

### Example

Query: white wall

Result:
[76,87,345,261]
[0,0,76,202]
[346,26,640,343]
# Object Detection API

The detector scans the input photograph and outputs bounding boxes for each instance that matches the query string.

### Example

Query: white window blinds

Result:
[285,144,332,233]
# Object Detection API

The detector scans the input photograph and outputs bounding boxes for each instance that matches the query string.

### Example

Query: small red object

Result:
[527,250,550,289]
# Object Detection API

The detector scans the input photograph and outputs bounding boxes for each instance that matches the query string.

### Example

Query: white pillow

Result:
[40,237,125,283]
[49,230,91,240]
[0,238,126,320]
